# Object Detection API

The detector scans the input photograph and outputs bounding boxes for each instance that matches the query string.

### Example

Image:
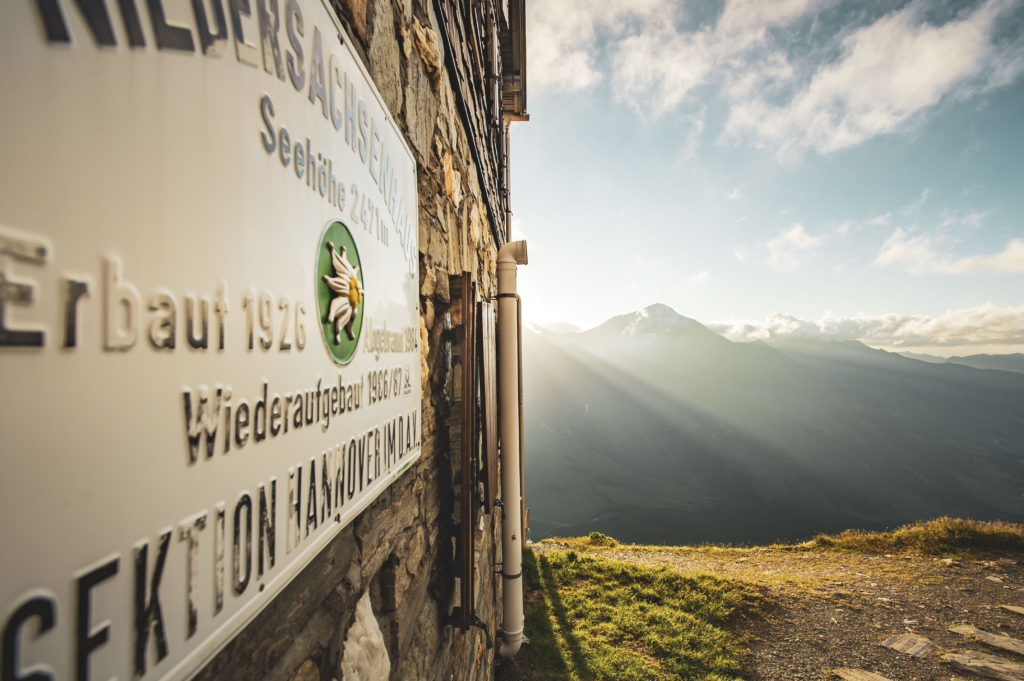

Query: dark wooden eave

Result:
[500,0,526,118]
[434,0,528,247]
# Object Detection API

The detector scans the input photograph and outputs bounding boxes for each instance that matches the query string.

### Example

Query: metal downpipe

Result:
[496,240,527,658]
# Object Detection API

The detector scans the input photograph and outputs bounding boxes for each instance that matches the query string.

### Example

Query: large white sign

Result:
[0,0,420,678]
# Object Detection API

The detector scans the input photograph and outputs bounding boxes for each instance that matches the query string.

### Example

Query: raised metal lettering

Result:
[191,0,227,55]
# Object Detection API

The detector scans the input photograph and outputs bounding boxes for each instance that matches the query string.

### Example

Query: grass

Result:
[517,542,767,681]
[515,520,1023,678]
[804,517,1024,556]
[554,519,1024,557]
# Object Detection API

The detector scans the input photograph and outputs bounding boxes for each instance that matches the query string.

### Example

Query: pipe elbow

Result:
[497,624,524,658]
[497,240,528,266]
[497,639,523,658]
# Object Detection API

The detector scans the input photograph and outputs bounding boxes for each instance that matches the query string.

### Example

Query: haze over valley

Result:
[524,304,1024,545]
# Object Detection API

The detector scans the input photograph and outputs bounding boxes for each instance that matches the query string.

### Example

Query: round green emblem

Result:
[316,220,365,365]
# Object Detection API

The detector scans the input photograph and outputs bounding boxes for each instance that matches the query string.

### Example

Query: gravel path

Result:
[530,542,1024,680]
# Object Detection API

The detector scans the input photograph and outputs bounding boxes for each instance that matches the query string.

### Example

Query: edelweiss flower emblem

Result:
[316,222,364,364]
[323,240,363,344]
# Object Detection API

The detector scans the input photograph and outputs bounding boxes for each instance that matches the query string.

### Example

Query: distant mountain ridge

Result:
[897,351,947,363]
[524,304,1024,546]
[898,351,1024,374]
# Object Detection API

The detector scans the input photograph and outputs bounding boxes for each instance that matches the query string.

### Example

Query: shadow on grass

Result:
[520,548,590,680]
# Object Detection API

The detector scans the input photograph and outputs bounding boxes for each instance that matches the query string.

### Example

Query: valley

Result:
[523,305,1024,545]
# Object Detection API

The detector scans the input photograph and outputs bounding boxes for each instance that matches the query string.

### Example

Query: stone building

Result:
[0,0,527,678]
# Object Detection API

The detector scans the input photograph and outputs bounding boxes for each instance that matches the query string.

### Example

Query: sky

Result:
[509,0,1024,356]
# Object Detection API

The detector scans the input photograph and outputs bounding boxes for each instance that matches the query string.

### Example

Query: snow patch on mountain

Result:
[623,304,700,336]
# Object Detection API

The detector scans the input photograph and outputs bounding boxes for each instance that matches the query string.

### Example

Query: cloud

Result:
[528,0,827,110]
[724,188,741,200]
[688,270,711,283]
[723,0,1024,160]
[609,0,832,116]
[527,0,666,92]
[676,108,707,160]
[529,0,1024,159]
[875,230,1024,274]
[706,303,1024,348]
[961,211,989,228]
[902,189,931,215]
[612,25,715,117]
[510,218,528,242]
[959,140,984,162]
[765,224,822,271]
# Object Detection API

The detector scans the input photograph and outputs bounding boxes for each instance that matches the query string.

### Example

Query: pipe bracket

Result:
[473,615,494,650]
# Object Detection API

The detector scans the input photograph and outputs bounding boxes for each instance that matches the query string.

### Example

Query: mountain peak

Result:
[584,303,708,340]
[625,304,694,335]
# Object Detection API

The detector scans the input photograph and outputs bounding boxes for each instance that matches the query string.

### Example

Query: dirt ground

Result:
[531,542,1024,680]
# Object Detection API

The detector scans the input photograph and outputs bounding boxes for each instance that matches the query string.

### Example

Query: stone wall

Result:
[192,0,504,679]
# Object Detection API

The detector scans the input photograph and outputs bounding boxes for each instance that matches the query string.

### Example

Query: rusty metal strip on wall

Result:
[451,272,479,631]
[459,273,477,631]
[479,300,498,513]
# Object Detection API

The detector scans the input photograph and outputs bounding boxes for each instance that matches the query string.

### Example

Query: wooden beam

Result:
[949,625,1024,656]
[942,650,1024,681]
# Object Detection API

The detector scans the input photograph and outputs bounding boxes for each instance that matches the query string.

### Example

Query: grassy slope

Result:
[805,516,1024,555]
[518,539,767,681]
[516,519,1024,680]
